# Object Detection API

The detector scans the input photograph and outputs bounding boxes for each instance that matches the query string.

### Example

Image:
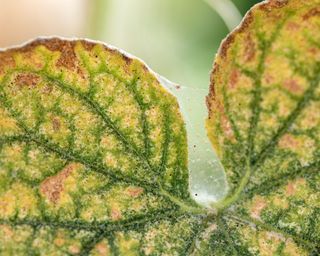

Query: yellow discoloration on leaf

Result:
[126,187,144,198]
[0,108,20,135]
[285,178,306,196]
[117,232,140,256]
[283,239,308,256]
[80,194,109,222]
[0,37,198,254]
[0,225,14,240]
[0,183,39,218]
[68,244,81,255]
[257,231,285,256]
[110,205,122,221]
[297,101,320,129]
[13,52,43,72]
[250,196,267,220]
[0,225,33,250]
[279,134,316,165]
[272,196,289,209]
[92,240,111,256]
[239,224,309,256]
[40,114,72,148]
[54,237,65,247]
[0,1,319,253]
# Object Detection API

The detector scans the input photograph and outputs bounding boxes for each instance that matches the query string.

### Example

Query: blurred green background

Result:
[89,0,262,89]
[1,0,261,89]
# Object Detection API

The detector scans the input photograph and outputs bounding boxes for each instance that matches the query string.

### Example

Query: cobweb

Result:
[158,75,228,207]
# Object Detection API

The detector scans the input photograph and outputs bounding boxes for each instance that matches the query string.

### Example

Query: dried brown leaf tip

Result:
[206,0,320,254]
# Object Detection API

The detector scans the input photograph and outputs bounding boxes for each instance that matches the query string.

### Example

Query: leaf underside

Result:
[0,1,319,256]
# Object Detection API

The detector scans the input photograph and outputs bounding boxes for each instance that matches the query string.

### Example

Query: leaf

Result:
[0,1,319,255]
[0,38,204,255]
[206,0,320,254]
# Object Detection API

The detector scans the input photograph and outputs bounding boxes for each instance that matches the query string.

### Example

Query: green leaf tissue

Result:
[0,0,319,255]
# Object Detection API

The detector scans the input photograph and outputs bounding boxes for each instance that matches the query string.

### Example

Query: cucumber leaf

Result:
[207,0,320,254]
[0,0,319,255]
[0,38,204,255]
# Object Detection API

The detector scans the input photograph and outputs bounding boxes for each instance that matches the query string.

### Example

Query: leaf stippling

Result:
[0,38,204,255]
[0,0,320,255]
[207,0,320,254]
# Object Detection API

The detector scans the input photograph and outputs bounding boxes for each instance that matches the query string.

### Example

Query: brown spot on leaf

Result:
[15,73,40,88]
[68,245,80,254]
[54,238,65,247]
[221,114,234,140]
[220,34,236,59]
[278,134,298,150]
[126,187,144,197]
[244,34,256,61]
[52,117,61,132]
[42,84,53,94]
[283,79,303,94]
[207,73,217,115]
[285,178,306,196]
[264,73,275,84]
[250,196,267,220]
[238,11,254,34]
[95,242,109,255]
[286,22,300,31]
[81,40,96,51]
[17,38,87,77]
[40,163,79,204]
[0,200,8,214]
[40,39,77,70]
[122,54,133,65]
[308,47,319,56]
[286,183,295,196]
[215,101,235,141]
[111,207,122,221]
[259,0,288,10]
[229,69,240,89]
[218,9,255,59]
[0,53,15,75]
[303,7,320,20]
[0,225,13,238]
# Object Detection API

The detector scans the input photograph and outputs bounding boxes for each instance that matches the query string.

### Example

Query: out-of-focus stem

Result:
[204,0,242,31]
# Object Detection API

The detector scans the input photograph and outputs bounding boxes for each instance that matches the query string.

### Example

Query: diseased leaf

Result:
[0,38,205,255]
[1,0,320,255]
[207,0,320,255]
